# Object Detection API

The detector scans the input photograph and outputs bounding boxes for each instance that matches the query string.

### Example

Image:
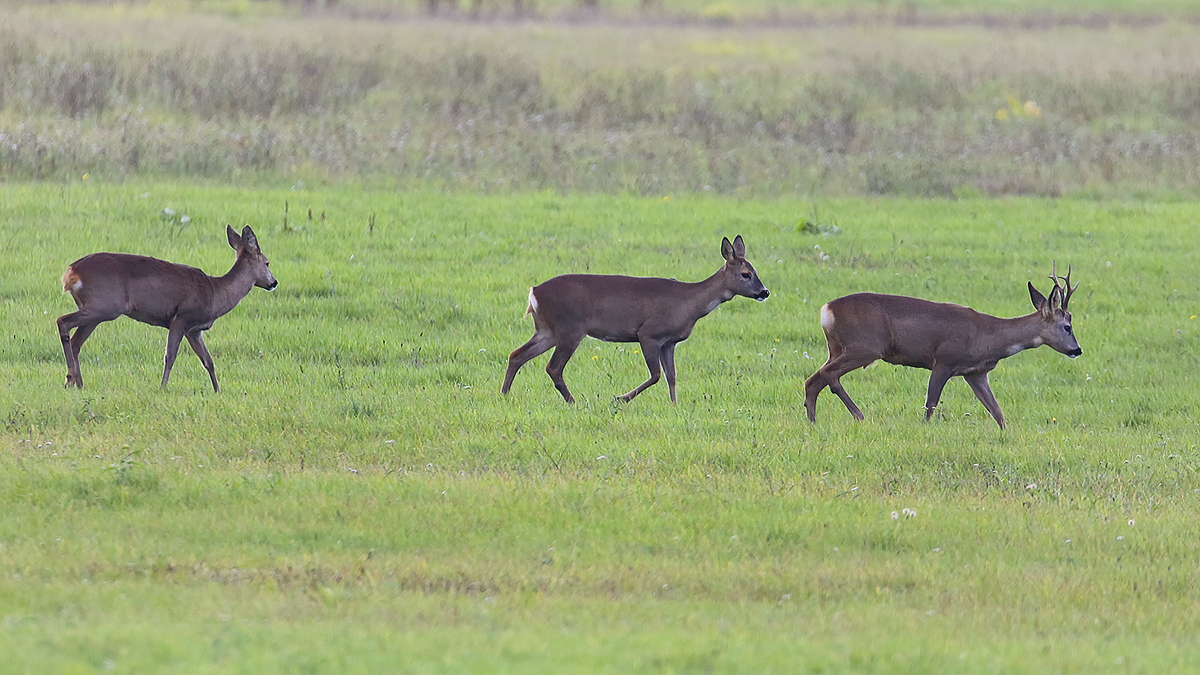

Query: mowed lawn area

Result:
[2,1,1200,672]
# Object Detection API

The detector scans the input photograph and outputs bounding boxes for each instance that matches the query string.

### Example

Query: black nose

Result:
[1069,347,1082,357]
[757,289,770,300]
[266,280,278,291]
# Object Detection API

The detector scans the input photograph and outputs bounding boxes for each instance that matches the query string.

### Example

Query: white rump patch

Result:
[62,268,83,294]
[820,303,834,331]
[527,287,539,315]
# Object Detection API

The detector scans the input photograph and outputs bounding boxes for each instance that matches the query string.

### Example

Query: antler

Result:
[1046,261,1078,310]
[1047,261,1063,307]
[1058,264,1078,310]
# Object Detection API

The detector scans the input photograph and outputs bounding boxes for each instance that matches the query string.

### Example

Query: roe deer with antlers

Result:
[804,265,1080,429]
[501,235,770,404]
[56,225,277,391]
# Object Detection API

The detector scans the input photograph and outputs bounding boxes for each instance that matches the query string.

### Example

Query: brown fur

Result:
[500,235,769,404]
[55,225,276,391]
[803,272,1082,429]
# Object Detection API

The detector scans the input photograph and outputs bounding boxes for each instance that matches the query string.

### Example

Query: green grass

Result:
[3,4,1197,672]
[1,181,1199,671]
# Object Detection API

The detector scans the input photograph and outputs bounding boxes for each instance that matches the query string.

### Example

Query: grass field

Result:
[2,181,1199,672]
[2,0,1200,671]
[4,5,1200,198]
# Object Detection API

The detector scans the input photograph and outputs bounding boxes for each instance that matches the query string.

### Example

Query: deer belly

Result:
[592,330,639,343]
[881,352,932,370]
[125,306,173,328]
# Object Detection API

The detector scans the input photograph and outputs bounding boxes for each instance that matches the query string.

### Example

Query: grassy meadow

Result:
[4,4,1200,198]
[3,182,1199,672]
[2,1,1200,672]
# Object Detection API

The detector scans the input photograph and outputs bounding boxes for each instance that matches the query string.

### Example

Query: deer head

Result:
[228,225,278,291]
[1028,262,1081,358]
[721,235,770,301]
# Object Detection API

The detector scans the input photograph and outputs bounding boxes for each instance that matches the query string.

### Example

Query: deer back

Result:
[66,253,215,328]
[824,293,1012,369]
[531,274,703,341]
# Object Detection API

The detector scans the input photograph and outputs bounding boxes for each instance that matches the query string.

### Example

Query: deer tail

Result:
[61,266,82,294]
[524,287,538,317]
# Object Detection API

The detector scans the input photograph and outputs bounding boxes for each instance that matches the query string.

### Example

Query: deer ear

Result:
[1047,284,1063,312]
[227,225,243,251]
[721,237,734,262]
[731,234,746,260]
[1029,281,1048,312]
[241,226,260,252]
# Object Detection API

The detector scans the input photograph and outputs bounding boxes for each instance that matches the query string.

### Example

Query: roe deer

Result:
[57,225,277,391]
[501,235,770,404]
[804,265,1080,429]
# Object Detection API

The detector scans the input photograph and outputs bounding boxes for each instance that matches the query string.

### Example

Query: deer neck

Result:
[209,256,258,319]
[985,312,1048,359]
[690,268,735,319]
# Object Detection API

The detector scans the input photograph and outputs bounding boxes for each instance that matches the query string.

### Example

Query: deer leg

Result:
[186,331,220,393]
[660,342,678,404]
[501,330,555,395]
[618,339,663,403]
[65,323,101,388]
[57,311,100,388]
[964,372,1006,429]
[806,351,871,422]
[161,319,187,388]
[70,323,99,361]
[57,312,84,387]
[57,313,82,387]
[544,332,585,404]
[828,376,865,421]
[803,369,828,422]
[804,338,848,422]
[924,367,955,421]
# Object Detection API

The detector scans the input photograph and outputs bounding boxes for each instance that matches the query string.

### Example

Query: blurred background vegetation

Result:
[2,0,1198,197]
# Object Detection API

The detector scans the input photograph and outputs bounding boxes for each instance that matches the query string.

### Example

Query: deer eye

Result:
[741,272,751,279]
[1063,325,1072,334]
